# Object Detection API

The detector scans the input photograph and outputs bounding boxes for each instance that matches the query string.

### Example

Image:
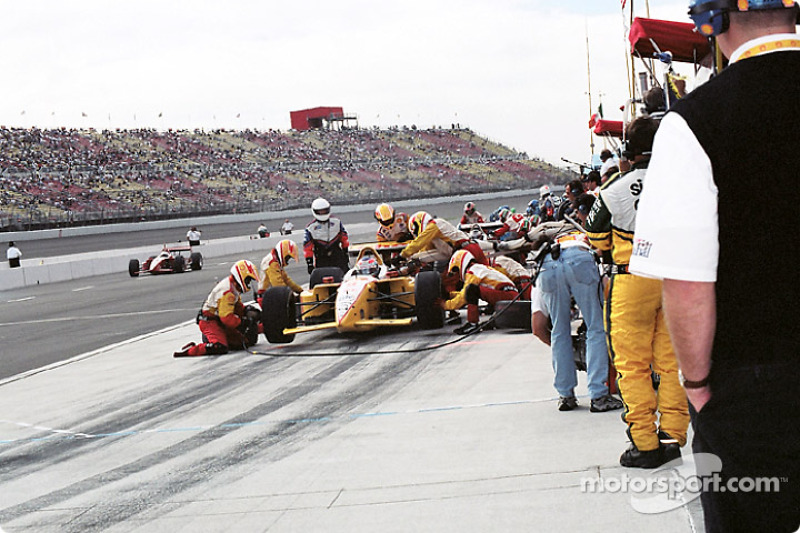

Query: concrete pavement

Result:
[0,320,704,532]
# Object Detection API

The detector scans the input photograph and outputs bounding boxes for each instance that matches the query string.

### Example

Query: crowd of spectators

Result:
[0,125,569,231]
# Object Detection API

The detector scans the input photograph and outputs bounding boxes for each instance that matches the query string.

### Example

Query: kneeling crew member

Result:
[442,250,519,335]
[174,260,260,357]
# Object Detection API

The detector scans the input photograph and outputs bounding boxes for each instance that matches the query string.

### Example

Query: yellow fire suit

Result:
[258,248,303,295]
[585,163,689,452]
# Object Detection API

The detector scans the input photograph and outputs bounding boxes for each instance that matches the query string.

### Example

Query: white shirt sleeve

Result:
[629,113,719,282]
[530,283,548,318]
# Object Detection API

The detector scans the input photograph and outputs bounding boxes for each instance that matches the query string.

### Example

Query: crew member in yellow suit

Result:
[256,239,303,306]
[585,116,689,468]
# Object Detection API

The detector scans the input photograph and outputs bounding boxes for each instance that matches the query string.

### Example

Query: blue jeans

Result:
[538,246,609,400]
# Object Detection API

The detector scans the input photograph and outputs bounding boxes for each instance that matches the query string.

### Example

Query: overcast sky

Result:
[0,0,692,167]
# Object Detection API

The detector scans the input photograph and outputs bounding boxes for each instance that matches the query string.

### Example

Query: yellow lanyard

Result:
[736,38,800,62]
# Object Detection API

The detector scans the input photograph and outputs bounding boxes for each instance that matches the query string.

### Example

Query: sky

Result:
[0,0,694,168]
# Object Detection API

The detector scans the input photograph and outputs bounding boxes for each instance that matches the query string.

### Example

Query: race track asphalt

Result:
[0,193,535,380]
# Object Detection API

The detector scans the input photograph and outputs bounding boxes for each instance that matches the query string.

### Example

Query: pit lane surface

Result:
[0,320,703,532]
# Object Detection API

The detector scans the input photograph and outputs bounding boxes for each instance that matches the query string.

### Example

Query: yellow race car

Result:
[260,246,444,344]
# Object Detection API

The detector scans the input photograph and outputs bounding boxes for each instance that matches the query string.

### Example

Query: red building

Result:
[290,107,357,130]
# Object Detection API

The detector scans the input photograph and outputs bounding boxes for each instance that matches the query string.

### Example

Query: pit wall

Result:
[0,188,544,289]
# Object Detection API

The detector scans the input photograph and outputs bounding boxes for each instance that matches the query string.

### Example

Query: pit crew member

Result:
[586,115,688,468]
[399,211,490,266]
[501,220,622,413]
[257,239,303,305]
[303,197,350,274]
[460,202,485,225]
[631,1,800,529]
[441,250,519,335]
[173,260,261,357]
[493,208,530,240]
[374,203,412,243]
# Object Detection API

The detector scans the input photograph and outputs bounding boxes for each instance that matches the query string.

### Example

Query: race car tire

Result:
[415,271,444,329]
[494,300,532,331]
[244,306,261,347]
[262,286,297,344]
[128,259,140,277]
[173,255,186,273]
[190,252,203,271]
[309,266,343,288]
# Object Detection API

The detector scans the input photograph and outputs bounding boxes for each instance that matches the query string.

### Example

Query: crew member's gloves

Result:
[306,257,314,274]
[388,255,404,268]
[237,315,254,334]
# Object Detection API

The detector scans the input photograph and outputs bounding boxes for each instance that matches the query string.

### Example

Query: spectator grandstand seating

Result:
[0,126,571,231]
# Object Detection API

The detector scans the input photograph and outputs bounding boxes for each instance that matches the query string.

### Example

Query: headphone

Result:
[621,139,635,161]
[689,0,733,36]
[689,0,800,37]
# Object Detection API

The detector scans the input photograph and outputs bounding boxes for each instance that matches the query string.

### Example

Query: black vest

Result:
[670,51,800,365]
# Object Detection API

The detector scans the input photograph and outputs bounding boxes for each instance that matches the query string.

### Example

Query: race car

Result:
[128,245,203,277]
[260,246,444,343]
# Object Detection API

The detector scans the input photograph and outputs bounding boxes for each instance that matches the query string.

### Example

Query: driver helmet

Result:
[374,203,395,227]
[469,224,484,240]
[276,239,298,267]
[464,201,476,215]
[356,255,381,277]
[408,211,433,237]
[311,197,331,222]
[230,259,260,292]
[448,250,475,279]
[539,185,551,199]
[526,199,540,216]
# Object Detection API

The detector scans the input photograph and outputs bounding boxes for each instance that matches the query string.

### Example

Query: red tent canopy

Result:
[593,119,624,138]
[629,17,711,63]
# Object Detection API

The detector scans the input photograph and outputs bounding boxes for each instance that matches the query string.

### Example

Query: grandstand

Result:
[0,126,573,231]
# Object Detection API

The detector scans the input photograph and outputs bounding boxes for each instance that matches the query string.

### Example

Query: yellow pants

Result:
[605,274,689,451]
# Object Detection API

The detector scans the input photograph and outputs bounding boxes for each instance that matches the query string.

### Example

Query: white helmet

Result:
[356,255,380,277]
[311,197,331,222]
[539,185,551,199]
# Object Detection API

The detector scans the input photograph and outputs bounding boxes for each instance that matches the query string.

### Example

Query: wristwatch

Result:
[679,370,709,389]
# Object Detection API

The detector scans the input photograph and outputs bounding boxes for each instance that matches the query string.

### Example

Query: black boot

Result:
[454,322,481,335]
[620,443,664,469]
[659,431,682,464]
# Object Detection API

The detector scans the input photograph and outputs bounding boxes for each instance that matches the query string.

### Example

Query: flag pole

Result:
[586,19,595,157]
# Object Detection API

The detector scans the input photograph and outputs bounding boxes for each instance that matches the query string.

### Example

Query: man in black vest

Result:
[631,1,800,531]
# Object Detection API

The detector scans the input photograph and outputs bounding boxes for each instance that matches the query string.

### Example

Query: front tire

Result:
[190,252,203,271]
[262,286,297,344]
[172,255,186,273]
[128,259,140,277]
[415,271,444,329]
